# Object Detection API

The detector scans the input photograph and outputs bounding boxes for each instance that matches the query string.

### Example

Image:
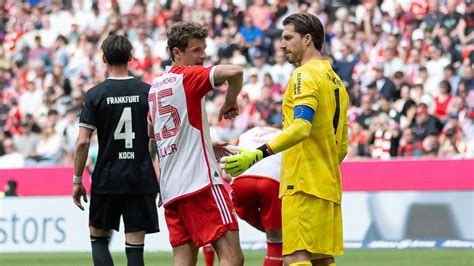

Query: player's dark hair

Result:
[100,34,132,66]
[167,22,208,61]
[283,13,324,52]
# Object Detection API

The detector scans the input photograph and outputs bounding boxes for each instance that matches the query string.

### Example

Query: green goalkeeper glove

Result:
[223,149,263,177]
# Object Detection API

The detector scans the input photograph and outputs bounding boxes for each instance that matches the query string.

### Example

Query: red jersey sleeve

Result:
[147,111,153,125]
[182,65,217,99]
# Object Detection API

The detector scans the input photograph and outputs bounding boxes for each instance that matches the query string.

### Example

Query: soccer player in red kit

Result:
[204,127,283,266]
[148,22,244,265]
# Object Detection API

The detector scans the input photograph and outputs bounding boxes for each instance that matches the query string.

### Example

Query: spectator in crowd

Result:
[411,78,434,109]
[381,48,404,78]
[251,50,272,84]
[348,120,368,158]
[460,65,474,91]
[411,104,444,141]
[357,94,378,130]
[398,128,423,158]
[462,111,474,157]
[421,0,444,32]
[236,15,264,62]
[425,45,451,96]
[0,137,25,168]
[242,67,263,103]
[13,119,41,157]
[333,44,358,85]
[0,179,18,197]
[422,134,441,157]
[367,113,400,159]
[374,66,398,101]
[270,49,294,88]
[434,80,453,121]
[0,0,471,161]
[443,65,461,96]
[25,121,62,166]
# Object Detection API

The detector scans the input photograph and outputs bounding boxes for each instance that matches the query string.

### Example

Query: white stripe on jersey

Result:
[211,185,230,224]
[79,123,96,130]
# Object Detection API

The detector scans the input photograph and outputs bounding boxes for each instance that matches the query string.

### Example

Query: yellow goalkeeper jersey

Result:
[279,60,349,204]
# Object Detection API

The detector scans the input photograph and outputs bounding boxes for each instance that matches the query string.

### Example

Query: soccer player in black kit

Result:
[72,34,159,266]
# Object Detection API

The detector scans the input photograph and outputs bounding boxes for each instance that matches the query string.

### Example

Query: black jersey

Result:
[79,77,159,194]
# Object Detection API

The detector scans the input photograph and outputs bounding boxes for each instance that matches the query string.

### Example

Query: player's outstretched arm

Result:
[223,119,312,176]
[213,65,243,120]
[267,118,312,154]
[72,127,93,211]
[223,105,314,177]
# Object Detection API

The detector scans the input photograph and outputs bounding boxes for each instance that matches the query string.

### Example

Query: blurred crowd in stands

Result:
[0,0,473,169]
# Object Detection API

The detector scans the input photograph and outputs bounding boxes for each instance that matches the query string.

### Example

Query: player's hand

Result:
[212,142,235,160]
[222,149,263,177]
[72,183,88,211]
[218,100,239,121]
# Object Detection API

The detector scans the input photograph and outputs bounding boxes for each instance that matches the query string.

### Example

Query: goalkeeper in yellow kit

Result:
[224,13,349,266]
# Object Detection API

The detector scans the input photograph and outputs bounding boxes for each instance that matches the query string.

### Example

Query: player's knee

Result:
[190,254,198,265]
[312,257,335,266]
[233,249,245,266]
[89,226,111,237]
[284,250,311,265]
[125,230,146,244]
[220,246,244,266]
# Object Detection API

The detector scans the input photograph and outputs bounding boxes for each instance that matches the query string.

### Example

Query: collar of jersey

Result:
[107,76,134,80]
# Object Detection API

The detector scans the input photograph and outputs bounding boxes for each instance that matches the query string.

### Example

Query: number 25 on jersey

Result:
[149,89,181,141]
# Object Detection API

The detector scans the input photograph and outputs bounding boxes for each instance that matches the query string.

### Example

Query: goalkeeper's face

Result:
[280,24,303,64]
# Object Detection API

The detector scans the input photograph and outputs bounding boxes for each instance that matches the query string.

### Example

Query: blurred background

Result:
[0,0,472,264]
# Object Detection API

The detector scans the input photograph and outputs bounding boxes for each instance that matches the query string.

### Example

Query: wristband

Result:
[257,144,273,158]
[73,175,82,184]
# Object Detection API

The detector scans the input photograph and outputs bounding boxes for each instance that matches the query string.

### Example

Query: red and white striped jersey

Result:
[235,127,282,182]
[148,65,222,206]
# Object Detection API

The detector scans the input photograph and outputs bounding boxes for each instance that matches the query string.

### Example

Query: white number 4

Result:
[114,107,135,149]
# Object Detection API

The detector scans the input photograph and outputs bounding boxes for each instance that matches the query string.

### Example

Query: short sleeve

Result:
[79,93,97,130]
[183,65,216,99]
[147,111,153,125]
[292,69,319,111]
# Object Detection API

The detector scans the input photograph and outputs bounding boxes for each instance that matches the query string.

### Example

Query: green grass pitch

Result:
[0,249,473,265]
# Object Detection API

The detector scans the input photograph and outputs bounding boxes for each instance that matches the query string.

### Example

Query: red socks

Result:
[203,245,215,266]
[264,242,283,266]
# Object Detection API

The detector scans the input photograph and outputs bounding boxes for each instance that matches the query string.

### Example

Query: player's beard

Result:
[286,51,298,64]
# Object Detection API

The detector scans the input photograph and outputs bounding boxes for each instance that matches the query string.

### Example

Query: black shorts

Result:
[89,193,159,234]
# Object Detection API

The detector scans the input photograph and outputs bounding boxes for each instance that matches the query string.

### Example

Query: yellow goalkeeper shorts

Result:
[282,192,343,259]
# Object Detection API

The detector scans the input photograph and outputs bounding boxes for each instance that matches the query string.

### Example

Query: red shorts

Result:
[164,185,239,248]
[231,176,281,231]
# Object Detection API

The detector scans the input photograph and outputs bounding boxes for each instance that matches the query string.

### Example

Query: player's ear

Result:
[102,54,108,64]
[304,34,311,46]
[172,47,181,61]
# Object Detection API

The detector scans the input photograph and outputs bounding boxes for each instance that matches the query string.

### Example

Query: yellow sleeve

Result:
[267,119,312,154]
[339,111,349,164]
[265,68,318,155]
[292,69,319,111]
